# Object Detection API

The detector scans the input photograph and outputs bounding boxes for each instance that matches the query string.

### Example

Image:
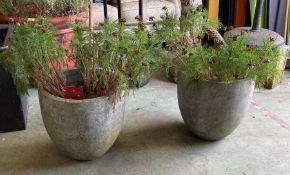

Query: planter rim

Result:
[39,88,121,104]
[56,28,73,35]
[0,14,83,21]
[0,9,88,28]
[0,9,88,19]
[179,74,253,85]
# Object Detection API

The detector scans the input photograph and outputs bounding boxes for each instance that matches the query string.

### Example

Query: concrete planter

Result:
[39,89,125,160]
[177,75,255,141]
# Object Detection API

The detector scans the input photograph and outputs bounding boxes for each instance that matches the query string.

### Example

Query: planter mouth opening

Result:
[39,88,114,104]
[193,78,252,84]
[56,28,74,35]
[0,10,88,29]
[0,7,88,18]
[179,74,253,85]
[39,68,123,103]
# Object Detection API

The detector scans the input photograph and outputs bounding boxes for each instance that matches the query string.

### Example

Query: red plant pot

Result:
[0,10,88,68]
[0,10,88,29]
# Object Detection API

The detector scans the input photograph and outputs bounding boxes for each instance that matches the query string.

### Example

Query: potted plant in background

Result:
[0,24,28,133]
[177,35,281,141]
[0,0,90,67]
[0,0,89,27]
[153,7,220,83]
[128,16,169,87]
[0,18,166,160]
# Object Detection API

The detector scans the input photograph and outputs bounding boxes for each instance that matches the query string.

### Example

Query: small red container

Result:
[63,86,85,100]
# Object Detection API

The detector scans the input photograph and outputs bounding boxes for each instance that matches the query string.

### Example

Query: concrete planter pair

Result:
[177,75,255,141]
[39,90,125,160]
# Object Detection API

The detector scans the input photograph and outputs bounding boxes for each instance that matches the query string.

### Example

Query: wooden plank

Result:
[219,0,235,27]
[207,0,219,20]
[234,0,247,27]
[287,0,290,45]
[275,0,288,37]
[267,0,278,30]
[283,0,289,38]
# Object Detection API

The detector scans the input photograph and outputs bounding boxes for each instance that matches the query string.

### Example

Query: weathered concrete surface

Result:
[0,71,290,175]
[178,77,255,140]
[39,90,125,160]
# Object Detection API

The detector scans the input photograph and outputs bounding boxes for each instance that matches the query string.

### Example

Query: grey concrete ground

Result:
[1,71,290,175]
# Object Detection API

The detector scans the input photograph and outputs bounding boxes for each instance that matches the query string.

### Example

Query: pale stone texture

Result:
[39,89,125,160]
[178,76,255,140]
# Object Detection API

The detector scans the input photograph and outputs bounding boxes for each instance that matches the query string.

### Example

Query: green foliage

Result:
[0,17,167,101]
[153,9,180,49]
[128,21,169,86]
[180,7,220,38]
[178,36,281,88]
[72,20,169,101]
[1,18,168,101]
[0,18,168,101]
[0,19,65,95]
[153,7,220,50]
[0,0,89,17]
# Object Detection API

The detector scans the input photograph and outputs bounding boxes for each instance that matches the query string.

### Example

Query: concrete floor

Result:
[0,71,290,175]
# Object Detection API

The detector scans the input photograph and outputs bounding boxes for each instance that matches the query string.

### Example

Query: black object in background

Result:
[0,25,28,133]
[219,0,235,27]
[202,0,208,7]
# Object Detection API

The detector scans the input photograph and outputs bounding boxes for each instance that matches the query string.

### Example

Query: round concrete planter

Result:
[39,90,125,160]
[177,75,255,141]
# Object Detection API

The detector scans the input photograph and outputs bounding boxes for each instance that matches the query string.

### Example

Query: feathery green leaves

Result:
[178,36,281,88]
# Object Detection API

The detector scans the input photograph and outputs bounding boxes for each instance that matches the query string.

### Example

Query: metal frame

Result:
[93,0,144,21]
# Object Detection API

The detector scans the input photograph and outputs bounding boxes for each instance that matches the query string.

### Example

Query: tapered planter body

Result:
[177,75,255,141]
[39,90,125,160]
